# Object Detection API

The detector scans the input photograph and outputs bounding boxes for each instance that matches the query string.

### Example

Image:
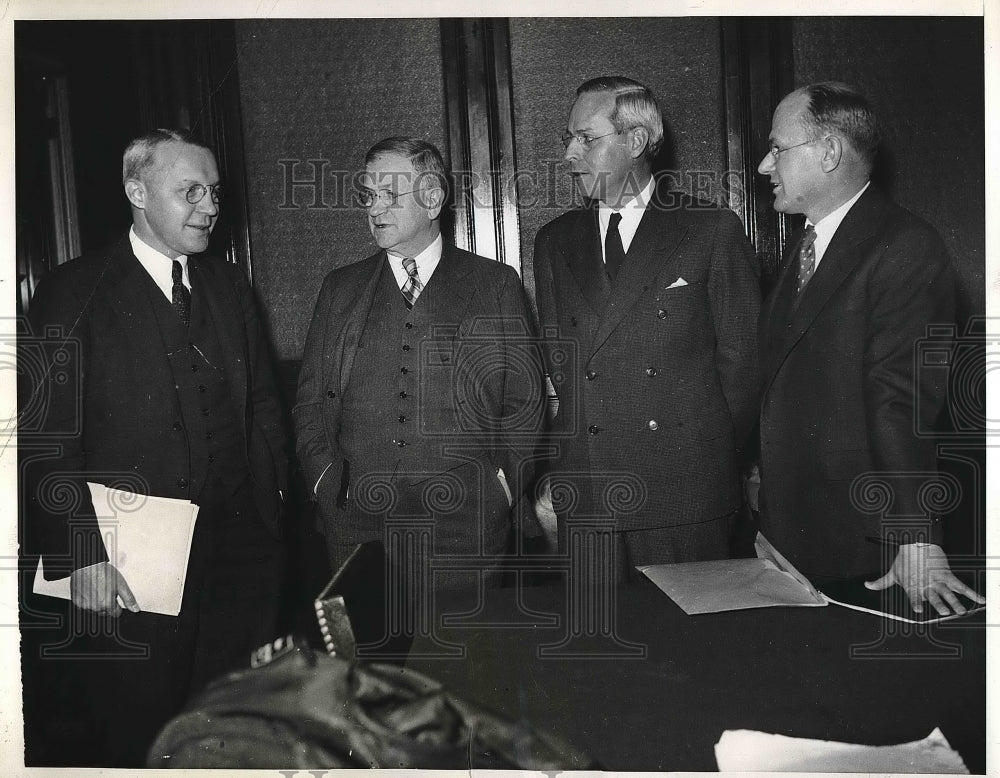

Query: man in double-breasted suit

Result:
[294,137,543,602]
[22,130,289,764]
[534,77,760,578]
[756,82,983,614]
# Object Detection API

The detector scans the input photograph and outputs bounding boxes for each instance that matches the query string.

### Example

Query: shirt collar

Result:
[386,232,443,283]
[599,175,655,224]
[807,181,871,255]
[129,226,187,269]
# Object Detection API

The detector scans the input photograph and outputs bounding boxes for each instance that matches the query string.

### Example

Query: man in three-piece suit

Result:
[23,129,289,765]
[294,137,543,601]
[534,76,760,578]
[756,82,983,614]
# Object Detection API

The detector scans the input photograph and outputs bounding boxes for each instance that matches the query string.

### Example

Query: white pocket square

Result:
[666,277,688,289]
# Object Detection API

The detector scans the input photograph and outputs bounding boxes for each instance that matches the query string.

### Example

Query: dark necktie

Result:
[172,260,191,325]
[605,212,626,282]
[401,257,423,309]
[796,225,818,295]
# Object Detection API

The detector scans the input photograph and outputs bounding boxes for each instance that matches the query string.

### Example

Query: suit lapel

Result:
[336,254,389,391]
[190,255,248,413]
[589,204,688,357]
[427,244,476,328]
[762,187,886,395]
[563,206,612,312]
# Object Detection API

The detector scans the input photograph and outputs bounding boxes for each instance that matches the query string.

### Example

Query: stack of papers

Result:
[33,482,199,616]
[715,727,969,773]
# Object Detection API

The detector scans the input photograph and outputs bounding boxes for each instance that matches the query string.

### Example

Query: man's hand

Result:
[865,543,985,615]
[70,562,140,617]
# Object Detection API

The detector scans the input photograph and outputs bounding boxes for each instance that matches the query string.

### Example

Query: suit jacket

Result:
[293,243,543,546]
[758,186,954,579]
[23,234,289,577]
[533,194,761,533]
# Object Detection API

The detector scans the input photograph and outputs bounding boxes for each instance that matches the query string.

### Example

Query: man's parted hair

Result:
[122,128,212,185]
[365,136,449,193]
[799,82,881,170]
[577,76,664,158]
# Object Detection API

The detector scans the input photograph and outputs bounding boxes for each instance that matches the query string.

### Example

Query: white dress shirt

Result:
[386,233,443,288]
[598,176,656,262]
[129,226,189,301]
[807,181,870,269]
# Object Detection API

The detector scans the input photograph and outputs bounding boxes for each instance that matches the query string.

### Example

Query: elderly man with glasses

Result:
[533,76,761,581]
[294,137,544,640]
[755,82,983,615]
[22,128,289,765]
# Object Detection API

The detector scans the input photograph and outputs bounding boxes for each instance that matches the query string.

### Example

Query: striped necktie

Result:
[796,225,817,295]
[401,257,423,309]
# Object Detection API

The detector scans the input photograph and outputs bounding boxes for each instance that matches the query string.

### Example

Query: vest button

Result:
[657,309,667,319]
[396,439,407,447]
[172,421,183,431]
[405,322,413,329]
[647,419,659,431]
[398,415,407,423]
[326,390,336,398]
[399,391,408,398]
[585,370,598,381]
[588,424,600,435]
[198,385,207,393]
[205,432,213,440]
[202,408,210,416]
[208,455,215,463]
[400,367,408,374]
[402,344,410,351]
[646,367,657,377]
[191,364,199,372]
[177,478,188,488]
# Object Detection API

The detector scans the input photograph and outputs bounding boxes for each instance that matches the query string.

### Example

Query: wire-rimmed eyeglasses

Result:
[185,183,222,205]
[766,138,820,159]
[354,187,425,208]
[560,128,629,151]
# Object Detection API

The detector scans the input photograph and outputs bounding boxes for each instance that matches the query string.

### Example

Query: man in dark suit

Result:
[22,129,289,765]
[756,82,983,614]
[534,76,760,578]
[294,137,542,603]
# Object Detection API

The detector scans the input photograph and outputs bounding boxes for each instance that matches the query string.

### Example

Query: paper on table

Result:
[637,557,827,614]
[714,727,969,773]
[32,482,199,617]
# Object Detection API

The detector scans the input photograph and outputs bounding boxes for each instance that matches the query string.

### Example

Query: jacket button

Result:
[177,478,188,488]
[327,390,336,398]
[400,367,408,374]
[191,364,199,372]
[648,420,659,431]
[657,309,667,319]
[399,391,408,398]
[172,421,183,431]
[585,370,598,381]
[405,322,413,329]
[398,415,407,423]
[646,367,657,377]
[402,344,410,351]
[396,439,407,447]
[588,424,600,435]
[198,385,207,393]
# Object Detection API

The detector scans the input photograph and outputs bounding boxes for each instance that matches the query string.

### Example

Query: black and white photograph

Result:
[3,0,993,773]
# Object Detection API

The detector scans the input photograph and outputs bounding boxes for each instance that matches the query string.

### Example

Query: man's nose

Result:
[757,153,775,175]
[197,192,219,216]
[368,197,388,216]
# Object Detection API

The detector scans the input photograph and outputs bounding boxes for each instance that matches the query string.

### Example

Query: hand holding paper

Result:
[71,561,140,617]
[866,543,986,616]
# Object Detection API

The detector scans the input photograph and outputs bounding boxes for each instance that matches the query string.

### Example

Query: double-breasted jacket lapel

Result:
[588,203,688,358]
[563,206,611,313]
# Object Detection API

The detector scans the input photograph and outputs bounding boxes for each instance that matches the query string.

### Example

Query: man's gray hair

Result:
[365,136,449,194]
[577,76,664,158]
[122,128,212,185]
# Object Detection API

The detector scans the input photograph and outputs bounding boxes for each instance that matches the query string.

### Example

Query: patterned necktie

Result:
[172,260,191,325]
[605,212,626,282]
[796,225,817,295]
[401,257,423,309]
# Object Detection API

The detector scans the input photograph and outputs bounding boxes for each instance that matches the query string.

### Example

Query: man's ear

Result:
[124,179,146,210]
[426,186,446,221]
[820,135,844,174]
[629,126,650,160]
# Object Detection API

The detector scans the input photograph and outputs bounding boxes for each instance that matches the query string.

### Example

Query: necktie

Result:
[605,212,626,282]
[172,260,191,325]
[401,257,423,309]
[796,225,817,295]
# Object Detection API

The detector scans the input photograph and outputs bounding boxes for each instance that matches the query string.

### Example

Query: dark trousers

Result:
[71,476,285,767]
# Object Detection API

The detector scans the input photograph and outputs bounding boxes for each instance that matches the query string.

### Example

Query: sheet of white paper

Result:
[32,482,199,617]
[637,557,827,614]
[714,726,969,773]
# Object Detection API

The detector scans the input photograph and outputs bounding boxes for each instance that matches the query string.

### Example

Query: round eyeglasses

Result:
[185,183,222,205]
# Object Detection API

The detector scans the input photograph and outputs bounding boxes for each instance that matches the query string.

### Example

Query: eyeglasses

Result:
[766,138,820,159]
[560,129,628,151]
[185,183,222,205]
[354,187,424,208]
